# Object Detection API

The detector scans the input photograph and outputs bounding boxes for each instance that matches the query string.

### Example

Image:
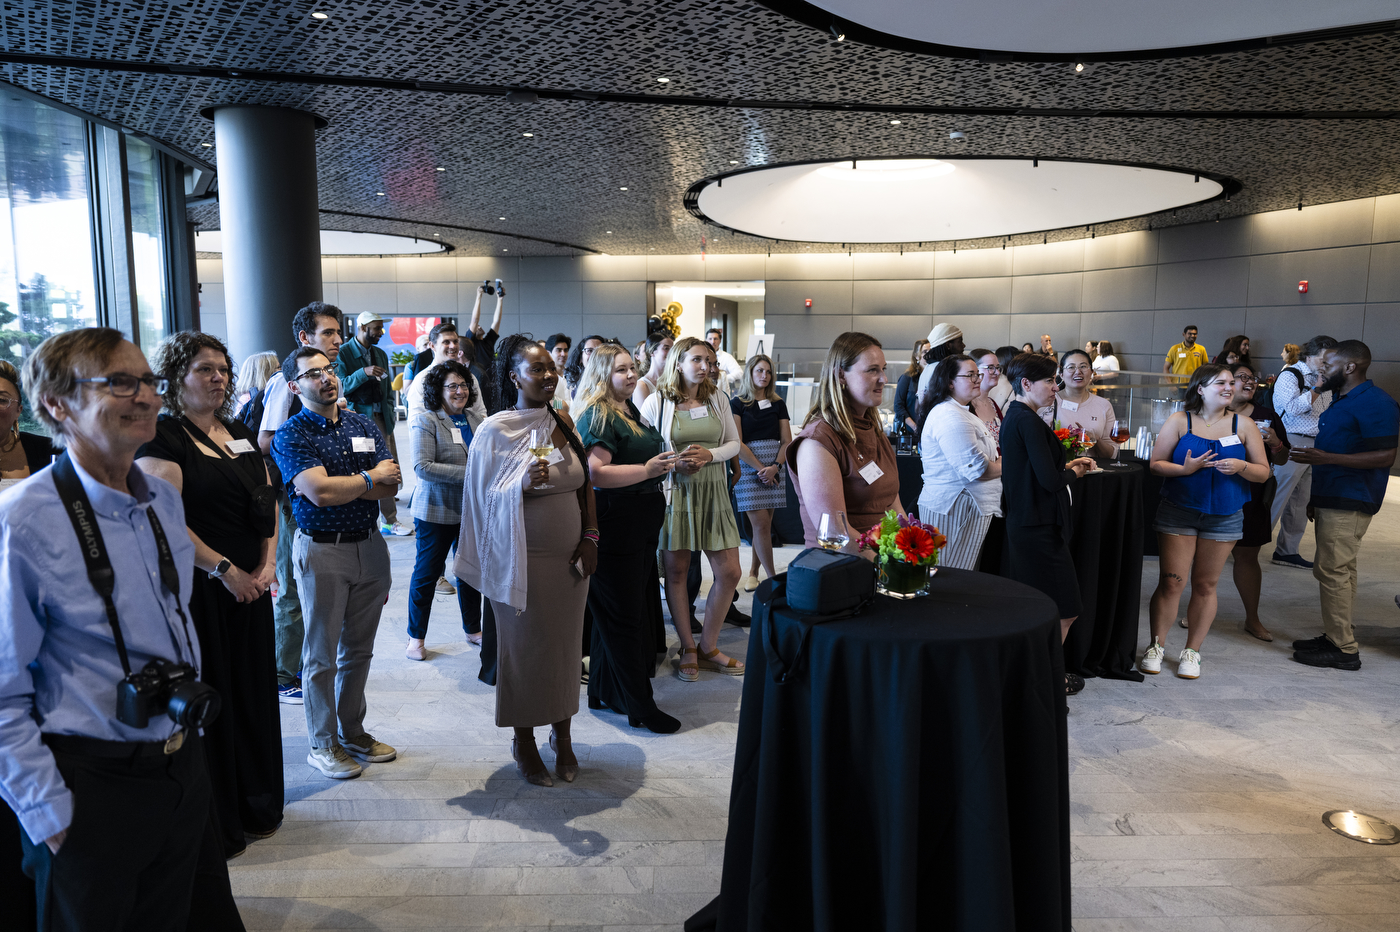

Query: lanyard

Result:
[51,452,196,675]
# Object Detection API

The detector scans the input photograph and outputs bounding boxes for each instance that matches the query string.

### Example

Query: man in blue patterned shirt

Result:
[272,347,401,778]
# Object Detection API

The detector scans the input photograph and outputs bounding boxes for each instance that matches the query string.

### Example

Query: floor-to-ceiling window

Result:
[0,94,100,377]
[126,136,169,352]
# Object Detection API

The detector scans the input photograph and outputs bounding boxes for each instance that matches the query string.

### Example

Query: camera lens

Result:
[166,681,221,730]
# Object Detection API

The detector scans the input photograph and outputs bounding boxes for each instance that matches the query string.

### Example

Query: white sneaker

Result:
[381,521,413,537]
[1139,640,1166,675]
[1177,648,1202,679]
[405,638,426,661]
[435,576,457,595]
[307,745,362,779]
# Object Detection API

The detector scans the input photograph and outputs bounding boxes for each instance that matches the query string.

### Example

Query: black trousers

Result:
[2,799,37,930]
[20,734,240,932]
[588,490,667,719]
[478,599,498,687]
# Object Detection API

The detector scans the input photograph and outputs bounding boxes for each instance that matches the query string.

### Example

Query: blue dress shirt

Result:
[0,457,197,843]
[271,407,392,533]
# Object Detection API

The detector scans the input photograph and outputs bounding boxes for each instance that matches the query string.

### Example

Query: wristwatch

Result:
[210,558,233,578]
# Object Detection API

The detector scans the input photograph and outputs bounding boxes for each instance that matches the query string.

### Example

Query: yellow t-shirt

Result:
[1165,343,1209,376]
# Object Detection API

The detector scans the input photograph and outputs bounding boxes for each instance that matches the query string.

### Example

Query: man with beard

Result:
[272,348,401,778]
[1288,340,1398,671]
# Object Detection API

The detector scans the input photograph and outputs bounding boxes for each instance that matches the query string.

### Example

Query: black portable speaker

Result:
[785,547,875,616]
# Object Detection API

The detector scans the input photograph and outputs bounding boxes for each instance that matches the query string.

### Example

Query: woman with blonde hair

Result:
[730,354,791,591]
[233,350,280,415]
[572,344,681,731]
[640,336,744,681]
[785,332,902,550]
[1280,343,1301,366]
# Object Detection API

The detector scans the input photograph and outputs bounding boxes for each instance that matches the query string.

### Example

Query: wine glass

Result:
[528,427,555,490]
[1107,419,1130,467]
[817,512,850,551]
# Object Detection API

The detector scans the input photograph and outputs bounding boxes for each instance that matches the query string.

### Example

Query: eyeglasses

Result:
[1236,375,1257,384]
[1062,365,1092,374]
[295,367,337,383]
[953,373,981,382]
[977,365,1001,373]
[0,396,17,410]
[444,382,469,393]
[75,374,169,397]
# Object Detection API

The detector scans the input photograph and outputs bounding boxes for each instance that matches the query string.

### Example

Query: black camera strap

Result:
[51,452,196,674]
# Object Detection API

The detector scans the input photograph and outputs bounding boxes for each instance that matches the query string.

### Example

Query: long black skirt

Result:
[588,490,667,719]
[1006,523,1083,619]
[190,551,284,857]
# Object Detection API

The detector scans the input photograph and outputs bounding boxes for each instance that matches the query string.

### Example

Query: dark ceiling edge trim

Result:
[316,210,602,255]
[757,1,1400,62]
[0,76,214,171]
[3,51,1400,120]
[681,155,1243,245]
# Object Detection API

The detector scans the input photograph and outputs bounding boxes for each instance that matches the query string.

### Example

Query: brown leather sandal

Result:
[698,646,745,676]
[676,648,699,682]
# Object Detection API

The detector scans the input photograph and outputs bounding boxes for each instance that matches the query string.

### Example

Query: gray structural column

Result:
[213,106,322,364]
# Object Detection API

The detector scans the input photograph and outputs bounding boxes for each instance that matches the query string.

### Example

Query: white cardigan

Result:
[639,387,740,495]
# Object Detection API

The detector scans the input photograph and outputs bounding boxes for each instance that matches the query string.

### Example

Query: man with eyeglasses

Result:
[0,328,241,929]
[257,301,346,707]
[271,347,401,780]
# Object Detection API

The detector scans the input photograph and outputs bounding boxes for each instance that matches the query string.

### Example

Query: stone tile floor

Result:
[232,455,1400,930]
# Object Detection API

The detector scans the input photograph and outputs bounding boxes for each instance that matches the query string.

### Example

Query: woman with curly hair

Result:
[136,332,282,857]
[405,360,483,661]
[456,334,597,786]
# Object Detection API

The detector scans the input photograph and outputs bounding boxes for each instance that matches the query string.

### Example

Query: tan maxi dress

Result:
[491,441,588,727]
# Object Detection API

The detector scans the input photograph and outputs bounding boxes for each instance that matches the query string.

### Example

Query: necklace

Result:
[0,425,17,454]
[1198,410,1229,428]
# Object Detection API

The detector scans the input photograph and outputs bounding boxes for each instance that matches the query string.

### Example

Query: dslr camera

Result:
[117,659,221,730]
[481,279,495,296]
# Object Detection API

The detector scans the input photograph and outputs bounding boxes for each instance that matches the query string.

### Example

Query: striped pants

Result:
[919,490,994,571]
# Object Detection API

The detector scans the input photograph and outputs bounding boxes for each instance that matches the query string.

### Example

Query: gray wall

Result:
[196,193,1400,398]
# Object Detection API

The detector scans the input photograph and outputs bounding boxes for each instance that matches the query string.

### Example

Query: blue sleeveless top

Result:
[1161,412,1251,515]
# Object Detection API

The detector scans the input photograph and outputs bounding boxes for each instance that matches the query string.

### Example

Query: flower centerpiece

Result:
[1053,423,1093,459]
[856,510,948,598]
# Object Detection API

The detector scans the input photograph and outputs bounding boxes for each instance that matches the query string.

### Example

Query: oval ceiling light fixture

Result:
[762,0,1398,58]
[196,230,450,255]
[310,11,329,19]
[685,157,1235,244]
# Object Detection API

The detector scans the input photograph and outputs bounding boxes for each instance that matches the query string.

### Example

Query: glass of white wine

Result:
[529,427,555,490]
[817,512,849,551]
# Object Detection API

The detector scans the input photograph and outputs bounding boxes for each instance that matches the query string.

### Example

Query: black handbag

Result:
[180,418,278,539]
[761,548,875,684]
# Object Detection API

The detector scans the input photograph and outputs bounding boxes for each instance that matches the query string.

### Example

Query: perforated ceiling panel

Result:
[3,1,1400,255]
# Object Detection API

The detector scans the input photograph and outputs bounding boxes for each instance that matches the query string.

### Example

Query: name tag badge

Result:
[758,399,773,410]
[1219,435,1242,447]
[224,438,255,455]
[545,447,566,466]
[1060,399,1079,412]
[689,406,709,420]
[351,436,376,454]
[450,428,464,446]
[858,460,885,485]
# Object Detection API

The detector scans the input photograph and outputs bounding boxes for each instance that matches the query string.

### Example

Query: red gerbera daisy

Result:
[895,526,935,564]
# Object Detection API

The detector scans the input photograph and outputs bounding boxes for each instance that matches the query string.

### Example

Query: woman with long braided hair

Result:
[455,334,598,786]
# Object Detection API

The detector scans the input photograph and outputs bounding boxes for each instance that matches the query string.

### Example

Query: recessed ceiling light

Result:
[606,231,612,234]
[522,132,534,137]
[311,11,328,19]
[201,143,212,147]
[499,216,506,220]
[375,192,385,196]
[890,119,902,125]
[503,248,509,252]
[657,77,670,83]
[729,160,739,164]
[1075,62,1085,72]
[620,186,628,191]
[434,167,445,171]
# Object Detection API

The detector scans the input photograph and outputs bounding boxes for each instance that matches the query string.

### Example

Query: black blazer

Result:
[1001,400,1078,529]
[893,373,920,432]
[18,431,58,475]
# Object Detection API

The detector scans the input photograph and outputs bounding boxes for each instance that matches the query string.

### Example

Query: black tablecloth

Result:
[1061,460,1147,682]
[695,569,1071,932]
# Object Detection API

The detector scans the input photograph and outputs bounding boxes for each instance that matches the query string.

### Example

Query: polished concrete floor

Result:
[230,452,1400,930]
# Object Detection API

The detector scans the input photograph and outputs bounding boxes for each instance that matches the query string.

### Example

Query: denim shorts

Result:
[1154,497,1244,541]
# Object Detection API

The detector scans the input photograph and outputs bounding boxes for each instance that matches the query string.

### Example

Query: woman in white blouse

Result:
[917,355,1003,570]
[1091,340,1120,377]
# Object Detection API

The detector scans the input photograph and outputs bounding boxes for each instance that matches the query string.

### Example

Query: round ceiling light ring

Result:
[683,155,1241,245]
[758,0,1400,61]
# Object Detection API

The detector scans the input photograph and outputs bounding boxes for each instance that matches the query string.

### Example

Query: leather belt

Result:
[44,730,187,758]
[304,529,371,544]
